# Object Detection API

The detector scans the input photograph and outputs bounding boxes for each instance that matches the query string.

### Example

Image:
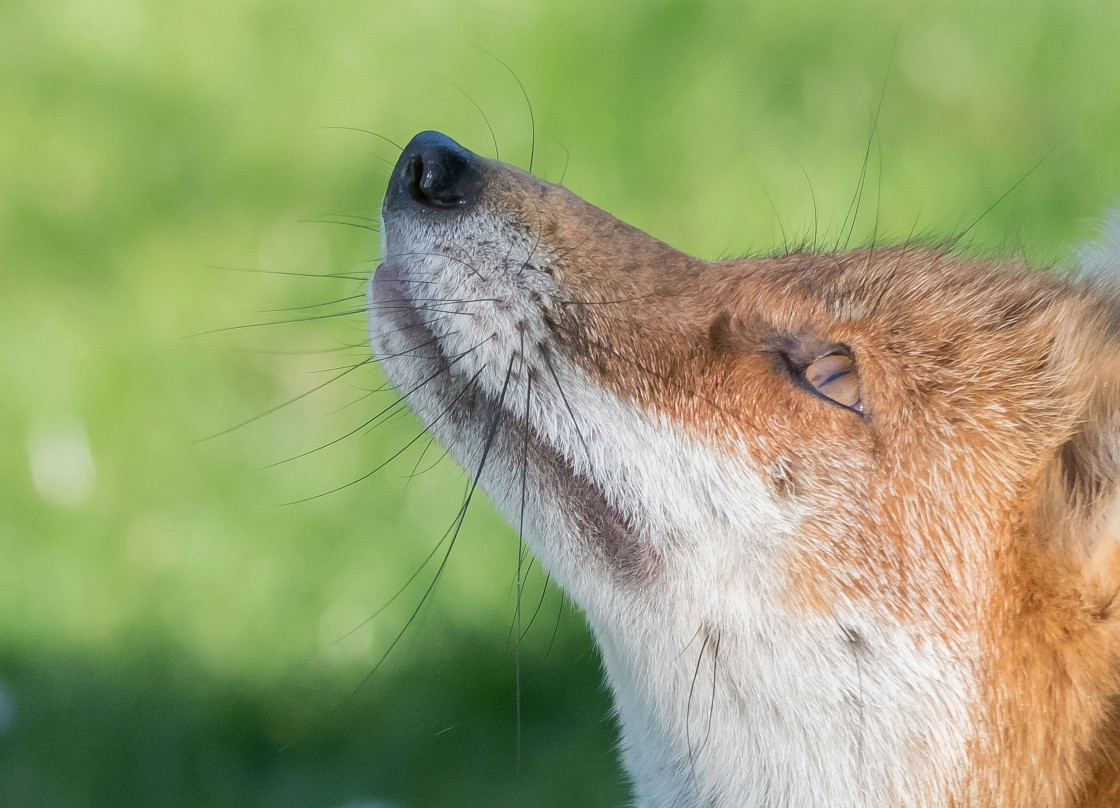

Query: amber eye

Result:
[803,352,863,413]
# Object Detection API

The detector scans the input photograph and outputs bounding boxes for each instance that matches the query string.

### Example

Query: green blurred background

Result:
[2,0,1119,805]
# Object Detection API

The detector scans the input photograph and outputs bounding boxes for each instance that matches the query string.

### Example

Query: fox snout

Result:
[370,131,1120,807]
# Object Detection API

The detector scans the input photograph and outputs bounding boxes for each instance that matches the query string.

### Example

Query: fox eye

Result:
[803,352,863,413]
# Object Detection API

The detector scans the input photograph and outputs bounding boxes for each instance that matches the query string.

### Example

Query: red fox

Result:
[369,130,1120,807]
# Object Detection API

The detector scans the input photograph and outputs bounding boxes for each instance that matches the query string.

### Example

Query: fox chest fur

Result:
[369,131,1120,807]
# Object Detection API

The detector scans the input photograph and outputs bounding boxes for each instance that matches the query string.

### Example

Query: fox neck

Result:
[583,547,976,808]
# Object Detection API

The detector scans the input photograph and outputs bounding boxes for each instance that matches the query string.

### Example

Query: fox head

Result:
[370,131,1120,807]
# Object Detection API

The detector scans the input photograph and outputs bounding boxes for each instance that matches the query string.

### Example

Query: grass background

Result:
[2,0,1119,806]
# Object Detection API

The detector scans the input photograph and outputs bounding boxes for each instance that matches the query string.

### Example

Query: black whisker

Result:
[410,293,487,304]
[516,567,555,646]
[329,527,457,647]
[327,354,516,711]
[484,50,535,175]
[540,346,593,466]
[781,148,820,251]
[841,41,895,251]
[313,125,403,152]
[281,354,490,499]
[513,332,532,771]
[266,359,483,470]
[321,380,397,417]
[260,293,366,314]
[375,305,479,318]
[368,326,450,361]
[230,342,370,356]
[198,355,377,441]
[857,136,887,287]
[868,211,924,318]
[322,378,402,416]
[309,358,391,374]
[517,207,552,281]
[944,146,1057,251]
[191,307,371,337]
[702,633,721,763]
[329,212,380,224]
[554,139,570,185]
[541,589,566,663]
[754,177,791,256]
[682,631,711,799]
[206,264,369,282]
[304,217,380,233]
[444,79,500,161]
[403,434,447,485]
[839,622,868,805]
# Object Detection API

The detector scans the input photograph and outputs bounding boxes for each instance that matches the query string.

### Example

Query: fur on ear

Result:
[1077,208,1120,281]
[1033,301,1120,609]
[1052,389,1120,607]
[1027,210,1120,606]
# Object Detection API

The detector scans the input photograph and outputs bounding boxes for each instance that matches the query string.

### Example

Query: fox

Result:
[368,130,1120,807]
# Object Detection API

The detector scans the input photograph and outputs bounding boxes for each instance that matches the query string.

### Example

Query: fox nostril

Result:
[386,131,482,213]
[406,143,472,208]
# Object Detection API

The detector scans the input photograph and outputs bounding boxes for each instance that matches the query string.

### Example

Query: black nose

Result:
[385,131,481,212]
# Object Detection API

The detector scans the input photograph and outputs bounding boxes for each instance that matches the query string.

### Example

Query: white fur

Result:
[373,207,978,807]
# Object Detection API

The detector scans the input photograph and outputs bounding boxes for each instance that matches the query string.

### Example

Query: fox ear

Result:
[1059,212,1120,603]
[1036,350,1120,608]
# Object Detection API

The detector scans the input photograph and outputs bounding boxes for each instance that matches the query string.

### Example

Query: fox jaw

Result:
[369,131,1120,808]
